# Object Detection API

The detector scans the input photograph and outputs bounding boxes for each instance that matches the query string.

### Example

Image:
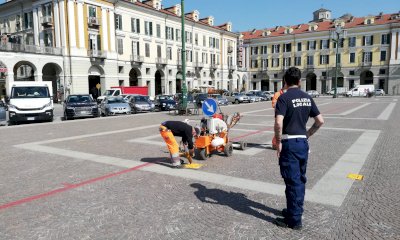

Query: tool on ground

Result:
[179,142,204,169]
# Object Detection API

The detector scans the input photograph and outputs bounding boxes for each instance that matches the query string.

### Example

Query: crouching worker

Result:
[159,120,199,168]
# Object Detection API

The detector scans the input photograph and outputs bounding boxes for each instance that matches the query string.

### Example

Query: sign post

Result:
[202,98,218,117]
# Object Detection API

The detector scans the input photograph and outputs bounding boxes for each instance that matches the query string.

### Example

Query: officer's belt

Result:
[282,134,307,139]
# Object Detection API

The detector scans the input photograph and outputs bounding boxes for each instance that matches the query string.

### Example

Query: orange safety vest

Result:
[271,89,284,109]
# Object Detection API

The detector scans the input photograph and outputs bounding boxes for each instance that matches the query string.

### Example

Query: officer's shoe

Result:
[274,217,302,230]
[281,209,304,220]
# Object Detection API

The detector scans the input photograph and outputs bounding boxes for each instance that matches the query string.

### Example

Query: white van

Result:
[345,85,375,97]
[7,82,54,124]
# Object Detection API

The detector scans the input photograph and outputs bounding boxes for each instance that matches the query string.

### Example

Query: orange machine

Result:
[194,112,245,160]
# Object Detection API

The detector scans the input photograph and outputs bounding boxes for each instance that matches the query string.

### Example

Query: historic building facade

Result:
[0,0,237,100]
[240,9,400,95]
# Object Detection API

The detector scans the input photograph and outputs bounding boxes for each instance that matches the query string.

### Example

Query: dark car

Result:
[194,93,209,108]
[154,95,177,111]
[64,94,99,120]
[129,95,155,113]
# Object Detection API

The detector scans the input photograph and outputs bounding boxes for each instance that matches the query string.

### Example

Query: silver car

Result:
[129,95,155,113]
[100,97,131,116]
[0,100,6,126]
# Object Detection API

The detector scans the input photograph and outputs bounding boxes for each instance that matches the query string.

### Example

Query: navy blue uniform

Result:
[275,88,320,227]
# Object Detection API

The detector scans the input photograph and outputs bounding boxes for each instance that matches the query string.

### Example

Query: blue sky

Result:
[1,0,399,32]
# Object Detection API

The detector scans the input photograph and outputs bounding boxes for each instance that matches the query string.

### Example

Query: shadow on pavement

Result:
[141,157,176,168]
[190,183,280,223]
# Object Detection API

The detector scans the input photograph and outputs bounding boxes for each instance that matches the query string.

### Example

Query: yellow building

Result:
[0,0,237,100]
[240,9,400,95]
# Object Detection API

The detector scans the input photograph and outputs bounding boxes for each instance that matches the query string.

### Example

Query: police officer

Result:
[273,67,324,229]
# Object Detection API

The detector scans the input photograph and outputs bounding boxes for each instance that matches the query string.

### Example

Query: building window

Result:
[88,6,96,18]
[380,51,387,61]
[156,24,161,38]
[363,35,373,46]
[203,35,206,46]
[320,55,329,64]
[295,57,301,66]
[284,43,291,52]
[117,38,123,55]
[185,31,193,44]
[166,27,174,40]
[157,45,162,58]
[348,37,356,47]
[253,74,257,79]
[251,46,258,55]
[297,42,302,51]
[251,60,258,68]
[115,14,122,30]
[195,33,198,45]
[131,18,140,33]
[381,33,390,45]
[307,56,314,65]
[167,47,172,60]
[145,43,150,57]
[261,46,267,54]
[272,44,280,53]
[262,59,268,69]
[186,50,193,62]
[320,39,330,49]
[272,58,279,67]
[283,57,291,67]
[24,12,33,29]
[307,41,316,50]
[349,52,356,63]
[379,69,386,75]
[322,71,327,77]
[131,41,139,56]
[175,29,181,41]
[144,21,153,36]
[118,66,124,74]
[363,52,372,63]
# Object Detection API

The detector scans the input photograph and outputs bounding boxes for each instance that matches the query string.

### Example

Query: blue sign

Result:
[202,98,218,117]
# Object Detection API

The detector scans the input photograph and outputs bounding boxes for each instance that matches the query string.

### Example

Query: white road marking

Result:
[339,103,371,116]
[242,114,275,117]
[13,123,381,207]
[377,102,396,120]
[308,130,380,207]
[323,117,383,121]
[394,99,398,102]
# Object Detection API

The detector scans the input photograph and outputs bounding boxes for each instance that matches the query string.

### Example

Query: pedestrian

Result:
[273,67,324,230]
[271,82,287,150]
[159,120,199,168]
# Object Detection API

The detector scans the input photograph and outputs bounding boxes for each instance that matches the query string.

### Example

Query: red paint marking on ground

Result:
[231,127,273,141]
[0,162,153,211]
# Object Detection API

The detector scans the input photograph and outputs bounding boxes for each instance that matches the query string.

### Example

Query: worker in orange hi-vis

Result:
[159,120,199,168]
[271,83,287,150]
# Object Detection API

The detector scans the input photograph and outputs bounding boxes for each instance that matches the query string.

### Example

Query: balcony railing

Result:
[227,46,234,53]
[362,61,372,67]
[210,63,219,69]
[88,17,101,27]
[195,61,204,68]
[0,43,62,55]
[41,16,53,26]
[88,50,106,59]
[130,55,144,64]
[156,57,167,65]
[0,27,10,35]
[228,64,237,71]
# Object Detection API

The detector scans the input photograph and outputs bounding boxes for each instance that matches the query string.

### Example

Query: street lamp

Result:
[330,25,347,98]
[180,0,188,113]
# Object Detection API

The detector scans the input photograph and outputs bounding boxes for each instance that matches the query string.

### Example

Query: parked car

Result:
[100,97,131,116]
[307,90,320,98]
[248,90,269,101]
[64,94,99,120]
[374,89,385,96]
[0,100,6,125]
[154,95,177,111]
[246,93,261,102]
[129,95,155,113]
[193,93,209,108]
[224,92,250,104]
[210,94,229,106]
[263,91,274,100]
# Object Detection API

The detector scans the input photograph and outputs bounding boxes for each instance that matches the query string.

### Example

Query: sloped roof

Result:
[242,12,400,40]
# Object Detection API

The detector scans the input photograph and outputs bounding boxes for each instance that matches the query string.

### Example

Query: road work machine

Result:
[194,112,246,160]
